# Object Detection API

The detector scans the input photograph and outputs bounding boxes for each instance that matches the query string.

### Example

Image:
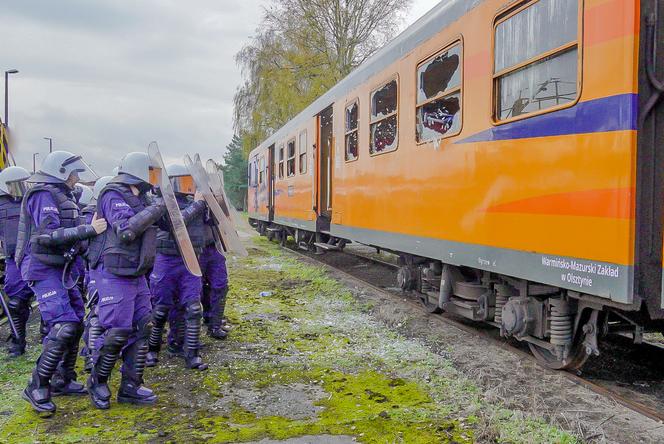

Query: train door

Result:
[268,144,276,221]
[316,106,334,226]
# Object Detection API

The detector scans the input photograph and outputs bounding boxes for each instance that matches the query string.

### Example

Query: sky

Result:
[1,0,437,175]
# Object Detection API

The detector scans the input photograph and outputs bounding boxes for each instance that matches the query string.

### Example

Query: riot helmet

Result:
[92,175,114,201]
[115,152,161,191]
[166,164,195,195]
[29,150,97,188]
[74,183,94,206]
[0,166,31,197]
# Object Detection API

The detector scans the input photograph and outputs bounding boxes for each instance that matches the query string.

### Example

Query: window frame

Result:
[344,98,360,162]
[415,38,464,145]
[298,130,308,174]
[278,144,285,180]
[491,0,583,125]
[369,75,399,156]
[258,156,265,184]
[286,138,296,177]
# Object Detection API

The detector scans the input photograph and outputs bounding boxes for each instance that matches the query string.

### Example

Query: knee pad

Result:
[135,315,153,340]
[49,321,82,343]
[152,304,170,323]
[8,297,30,314]
[102,328,133,351]
[185,302,202,320]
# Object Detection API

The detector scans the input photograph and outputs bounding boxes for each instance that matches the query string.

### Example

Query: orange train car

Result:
[248,0,664,369]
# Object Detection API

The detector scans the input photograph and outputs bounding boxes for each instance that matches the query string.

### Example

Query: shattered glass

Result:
[416,93,461,142]
[371,80,397,120]
[417,45,461,103]
[345,131,358,160]
[370,115,397,154]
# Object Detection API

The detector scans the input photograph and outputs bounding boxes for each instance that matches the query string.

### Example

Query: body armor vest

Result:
[15,184,81,266]
[157,196,205,256]
[82,204,105,269]
[0,195,22,257]
[99,183,156,277]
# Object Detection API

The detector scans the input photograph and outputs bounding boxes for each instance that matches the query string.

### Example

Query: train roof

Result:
[250,0,485,157]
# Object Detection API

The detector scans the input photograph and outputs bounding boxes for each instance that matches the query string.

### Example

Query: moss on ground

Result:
[0,235,576,443]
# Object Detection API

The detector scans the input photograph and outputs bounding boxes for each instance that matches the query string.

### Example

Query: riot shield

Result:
[184,154,248,257]
[205,159,241,226]
[147,142,202,276]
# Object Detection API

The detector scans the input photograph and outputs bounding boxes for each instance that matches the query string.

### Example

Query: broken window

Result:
[416,43,462,142]
[370,79,398,154]
[278,144,284,179]
[299,131,307,174]
[494,0,579,120]
[287,139,296,177]
[345,101,359,161]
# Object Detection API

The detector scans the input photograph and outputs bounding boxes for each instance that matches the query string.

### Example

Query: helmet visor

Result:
[172,175,196,194]
[64,156,98,183]
[6,180,27,198]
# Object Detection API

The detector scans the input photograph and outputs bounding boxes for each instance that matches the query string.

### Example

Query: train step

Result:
[313,242,340,251]
[266,227,283,232]
[298,242,310,251]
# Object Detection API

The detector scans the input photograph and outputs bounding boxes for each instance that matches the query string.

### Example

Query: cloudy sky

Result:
[1,0,436,175]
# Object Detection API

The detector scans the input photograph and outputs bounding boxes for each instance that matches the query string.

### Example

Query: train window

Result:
[494,0,579,121]
[299,131,307,174]
[258,156,265,184]
[278,144,284,180]
[416,43,462,143]
[345,101,359,161]
[287,139,296,177]
[370,79,398,154]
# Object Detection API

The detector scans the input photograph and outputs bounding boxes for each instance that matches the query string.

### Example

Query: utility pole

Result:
[32,153,39,174]
[44,137,53,153]
[4,69,19,128]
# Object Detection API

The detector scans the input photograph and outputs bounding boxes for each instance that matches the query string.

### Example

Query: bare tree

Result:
[233,0,412,154]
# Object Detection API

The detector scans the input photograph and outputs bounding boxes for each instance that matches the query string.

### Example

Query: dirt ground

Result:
[0,226,662,443]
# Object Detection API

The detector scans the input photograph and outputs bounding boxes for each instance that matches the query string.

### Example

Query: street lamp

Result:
[4,69,19,128]
[44,137,53,153]
[32,153,39,174]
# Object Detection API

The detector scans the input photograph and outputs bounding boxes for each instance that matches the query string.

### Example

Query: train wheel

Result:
[419,292,442,314]
[528,341,590,371]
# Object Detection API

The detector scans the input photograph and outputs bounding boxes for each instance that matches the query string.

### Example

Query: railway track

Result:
[283,241,664,425]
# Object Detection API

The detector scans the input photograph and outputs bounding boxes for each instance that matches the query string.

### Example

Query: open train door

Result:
[267,144,276,221]
[316,105,334,231]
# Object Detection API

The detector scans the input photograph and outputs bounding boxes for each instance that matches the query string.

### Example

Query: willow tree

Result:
[234,0,412,154]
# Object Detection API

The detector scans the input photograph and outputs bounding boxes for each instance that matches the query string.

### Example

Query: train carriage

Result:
[248,0,664,369]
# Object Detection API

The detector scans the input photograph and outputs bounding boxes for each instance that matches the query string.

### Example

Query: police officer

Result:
[18,151,107,415]
[0,166,35,357]
[200,221,230,340]
[87,153,166,410]
[80,176,113,372]
[147,164,208,371]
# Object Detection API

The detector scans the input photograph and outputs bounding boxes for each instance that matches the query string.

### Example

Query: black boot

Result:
[87,328,131,410]
[118,316,157,405]
[209,287,229,338]
[146,304,168,367]
[52,323,87,396]
[84,314,104,373]
[22,322,79,415]
[7,298,30,357]
[167,315,185,356]
[184,302,208,371]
